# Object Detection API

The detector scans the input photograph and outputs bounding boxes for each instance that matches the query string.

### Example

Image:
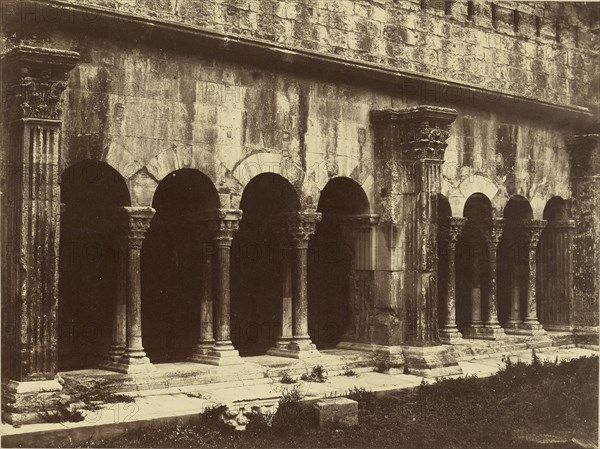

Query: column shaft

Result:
[480,218,505,339]
[521,219,547,334]
[190,242,214,360]
[439,217,466,344]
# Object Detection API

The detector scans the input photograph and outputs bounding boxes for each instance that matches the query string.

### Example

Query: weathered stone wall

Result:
[1,0,597,109]
[0,0,597,360]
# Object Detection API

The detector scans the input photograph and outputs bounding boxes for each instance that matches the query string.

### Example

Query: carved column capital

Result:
[120,207,155,249]
[447,215,467,239]
[2,46,80,121]
[286,211,322,248]
[370,106,458,161]
[488,218,506,247]
[209,209,243,243]
[520,219,548,250]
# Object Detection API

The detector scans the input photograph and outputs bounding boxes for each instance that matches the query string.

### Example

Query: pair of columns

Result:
[439,217,547,343]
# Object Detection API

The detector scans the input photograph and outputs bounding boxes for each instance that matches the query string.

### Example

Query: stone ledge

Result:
[313,398,358,429]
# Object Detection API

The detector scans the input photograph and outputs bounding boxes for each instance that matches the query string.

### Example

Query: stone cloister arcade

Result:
[2,45,597,425]
[56,155,575,374]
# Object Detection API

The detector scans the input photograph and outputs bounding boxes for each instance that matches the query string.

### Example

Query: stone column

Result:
[100,210,128,369]
[195,209,244,365]
[370,106,462,377]
[463,234,483,338]
[189,241,215,361]
[268,243,294,352]
[480,218,505,339]
[110,207,155,373]
[1,46,79,425]
[270,211,321,358]
[439,217,466,344]
[505,264,523,331]
[520,219,548,335]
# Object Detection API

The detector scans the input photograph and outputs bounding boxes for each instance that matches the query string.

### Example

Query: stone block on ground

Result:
[313,397,358,429]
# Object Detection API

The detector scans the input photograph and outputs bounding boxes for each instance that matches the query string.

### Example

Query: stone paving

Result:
[2,344,597,447]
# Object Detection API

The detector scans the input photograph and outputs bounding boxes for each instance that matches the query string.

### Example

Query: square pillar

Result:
[1,46,79,425]
[370,106,462,377]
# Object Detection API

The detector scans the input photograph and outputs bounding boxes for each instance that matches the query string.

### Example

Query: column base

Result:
[465,323,506,340]
[438,327,463,344]
[2,379,64,425]
[504,321,547,337]
[192,343,244,366]
[267,338,320,359]
[543,324,574,333]
[462,322,486,339]
[403,345,462,378]
[188,341,216,362]
[104,352,156,374]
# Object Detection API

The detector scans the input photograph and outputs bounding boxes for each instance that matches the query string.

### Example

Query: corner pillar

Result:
[370,106,462,377]
[1,46,79,425]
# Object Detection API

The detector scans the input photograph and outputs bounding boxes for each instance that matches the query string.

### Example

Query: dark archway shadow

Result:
[308,177,370,349]
[231,173,300,356]
[141,169,219,362]
[59,160,130,370]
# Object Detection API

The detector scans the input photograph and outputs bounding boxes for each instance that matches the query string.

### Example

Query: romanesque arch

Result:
[497,195,534,330]
[308,177,373,348]
[141,169,220,362]
[455,193,494,337]
[230,173,301,355]
[58,160,131,370]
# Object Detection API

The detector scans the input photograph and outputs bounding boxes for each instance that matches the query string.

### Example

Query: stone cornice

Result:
[4,0,595,126]
[1,46,80,121]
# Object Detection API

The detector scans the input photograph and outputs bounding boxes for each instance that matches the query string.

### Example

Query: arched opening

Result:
[436,194,452,330]
[498,195,533,328]
[141,169,219,362]
[456,193,493,336]
[58,160,130,370]
[538,197,573,330]
[230,173,301,356]
[308,177,371,348]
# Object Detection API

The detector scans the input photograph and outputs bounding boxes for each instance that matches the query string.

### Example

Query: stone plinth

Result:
[313,398,359,429]
[403,345,462,378]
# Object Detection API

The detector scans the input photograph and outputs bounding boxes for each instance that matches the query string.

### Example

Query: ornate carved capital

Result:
[447,217,467,248]
[286,211,322,247]
[370,106,458,161]
[520,219,547,250]
[488,218,506,247]
[546,219,576,230]
[209,209,243,243]
[121,207,155,250]
[2,46,79,121]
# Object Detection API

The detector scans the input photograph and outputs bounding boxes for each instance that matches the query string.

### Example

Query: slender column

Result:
[268,211,321,358]
[194,209,243,365]
[464,234,483,336]
[520,219,548,334]
[107,207,156,373]
[189,242,215,361]
[480,218,505,339]
[276,244,294,348]
[101,212,128,368]
[439,217,466,344]
[505,264,523,330]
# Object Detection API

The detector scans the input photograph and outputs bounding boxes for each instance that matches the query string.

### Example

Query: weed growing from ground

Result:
[300,365,328,382]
